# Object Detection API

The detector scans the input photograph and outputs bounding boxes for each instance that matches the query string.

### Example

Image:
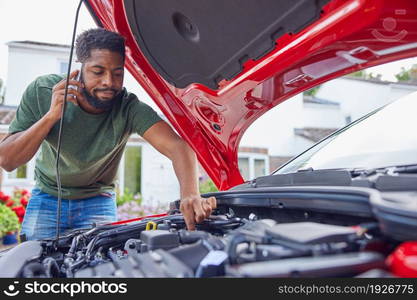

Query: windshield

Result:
[276,91,417,174]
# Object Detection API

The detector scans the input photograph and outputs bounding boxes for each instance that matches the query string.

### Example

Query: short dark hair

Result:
[75,28,125,63]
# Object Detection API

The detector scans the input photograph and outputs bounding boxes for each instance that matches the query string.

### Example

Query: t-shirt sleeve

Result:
[8,79,41,134]
[129,98,163,136]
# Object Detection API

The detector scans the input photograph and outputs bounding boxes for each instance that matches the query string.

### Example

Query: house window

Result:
[8,164,27,179]
[238,157,250,180]
[238,154,269,181]
[254,159,266,178]
[123,145,142,194]
[59,61,69,74]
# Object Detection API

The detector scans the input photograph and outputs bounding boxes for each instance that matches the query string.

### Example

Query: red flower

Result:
[0,193,8,203]
[12,205,26,217]
[12,205,26,224]
[21,190,29,196]
[20,197,28,206]
[5,199,14,207]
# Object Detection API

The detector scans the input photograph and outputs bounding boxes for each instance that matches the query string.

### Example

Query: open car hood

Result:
[85,0,417,190]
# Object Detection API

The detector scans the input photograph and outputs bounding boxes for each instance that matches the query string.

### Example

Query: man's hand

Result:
[142,121,217,230]
[180,195,217,230]
[48,70,85,122]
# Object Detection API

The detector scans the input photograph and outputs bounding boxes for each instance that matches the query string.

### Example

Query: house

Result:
[316,76,417,123]
[241,74,417,172]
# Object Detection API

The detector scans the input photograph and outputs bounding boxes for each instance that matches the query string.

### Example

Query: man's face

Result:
[81,49,124,102]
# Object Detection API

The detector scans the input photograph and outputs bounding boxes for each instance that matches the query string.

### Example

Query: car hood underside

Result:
[85,0,417,189]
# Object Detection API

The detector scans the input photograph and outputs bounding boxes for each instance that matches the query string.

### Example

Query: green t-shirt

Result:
[8,74,162,199]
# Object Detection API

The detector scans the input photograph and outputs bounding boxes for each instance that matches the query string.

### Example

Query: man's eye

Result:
[93,72,103,75]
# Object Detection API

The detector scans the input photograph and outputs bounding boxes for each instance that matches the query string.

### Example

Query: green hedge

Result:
[0,205,19,237]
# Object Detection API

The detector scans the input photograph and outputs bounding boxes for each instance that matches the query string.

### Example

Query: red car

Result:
[1,0,417,278]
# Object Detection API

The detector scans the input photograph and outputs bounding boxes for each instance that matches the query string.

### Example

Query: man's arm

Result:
[0,115,60,171]
[142,121,216,230]
[0,70,84,171]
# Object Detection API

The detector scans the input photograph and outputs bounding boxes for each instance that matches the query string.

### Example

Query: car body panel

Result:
[86,0,417,190]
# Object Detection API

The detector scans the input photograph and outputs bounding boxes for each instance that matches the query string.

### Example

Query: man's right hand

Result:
[48,70,85,122]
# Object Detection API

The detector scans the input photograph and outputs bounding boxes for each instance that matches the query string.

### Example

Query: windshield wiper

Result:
[243,164,417,190]
[246,169,353,188]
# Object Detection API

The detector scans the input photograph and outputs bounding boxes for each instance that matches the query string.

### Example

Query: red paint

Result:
[386,242,417,278]
[86,0,417,190]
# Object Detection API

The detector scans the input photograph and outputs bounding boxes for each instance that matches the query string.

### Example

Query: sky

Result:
[0,0,96,80]
[1,0,417,83]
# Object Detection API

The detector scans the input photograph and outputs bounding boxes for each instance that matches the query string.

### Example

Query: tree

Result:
[348,70,382,81]
[395,67,411,82]
[199,178,218,194]
[350,70,366,78]
[395,64,417,82]
[304,85,321,97]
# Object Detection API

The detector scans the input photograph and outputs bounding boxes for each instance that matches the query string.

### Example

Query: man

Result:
[0,28,216,240]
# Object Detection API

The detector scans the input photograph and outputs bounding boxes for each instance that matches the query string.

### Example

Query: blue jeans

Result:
[21,188,117,241]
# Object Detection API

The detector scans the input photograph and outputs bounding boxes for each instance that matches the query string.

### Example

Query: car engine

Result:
[0,207,399,278]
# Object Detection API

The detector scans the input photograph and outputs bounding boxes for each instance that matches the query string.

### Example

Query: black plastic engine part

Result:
[169,235,225,271]
[254,244,308,261]
[0,241,43,278]
[124,238,142,255]
[178,230,210,244]
[226,252,386,277]
[74,258,117,278]
[265,222,358,245]
[76,246,177,278]
[130,249,194,278]
[169,241,211,271]
[140,230,180,251]
[124,0,330,89]
[371,191,417,241]
[195,250,228,277]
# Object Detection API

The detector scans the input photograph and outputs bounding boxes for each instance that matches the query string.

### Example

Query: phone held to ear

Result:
[68,70,82,91]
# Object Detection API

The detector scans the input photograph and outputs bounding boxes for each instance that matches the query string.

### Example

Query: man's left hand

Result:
[180,195,217,230]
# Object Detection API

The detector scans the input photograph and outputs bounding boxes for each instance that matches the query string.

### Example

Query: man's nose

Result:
[101,73,113,87]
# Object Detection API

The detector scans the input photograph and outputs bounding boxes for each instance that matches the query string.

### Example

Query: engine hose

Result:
[43,257,60,278]
[226,233,250,265]
[21,262,46,278]
[66,257,87,278]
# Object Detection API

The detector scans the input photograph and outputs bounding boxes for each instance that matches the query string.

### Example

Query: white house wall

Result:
[141,143,180,207]
[301,103,344,128]
[241,94,305,157]
[316,78,417,122]
[5,45,78,106]
[241,93,345,157]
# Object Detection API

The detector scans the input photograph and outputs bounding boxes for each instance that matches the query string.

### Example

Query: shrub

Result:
[0,188,30,224]
[199,178,218,194]
[116,188,141,206]
[0,205,19,237]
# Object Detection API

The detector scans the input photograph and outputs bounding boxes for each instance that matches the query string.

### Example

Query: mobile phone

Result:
[68,70,82,91]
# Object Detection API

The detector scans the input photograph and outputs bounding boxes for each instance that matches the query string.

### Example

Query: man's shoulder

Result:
[32,74,63,90]
[121,90,153,110]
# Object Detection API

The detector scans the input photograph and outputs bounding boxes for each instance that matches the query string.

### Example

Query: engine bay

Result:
[0,204,407,278]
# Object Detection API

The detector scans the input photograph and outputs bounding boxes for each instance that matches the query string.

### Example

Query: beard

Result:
[82,87,124,111]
